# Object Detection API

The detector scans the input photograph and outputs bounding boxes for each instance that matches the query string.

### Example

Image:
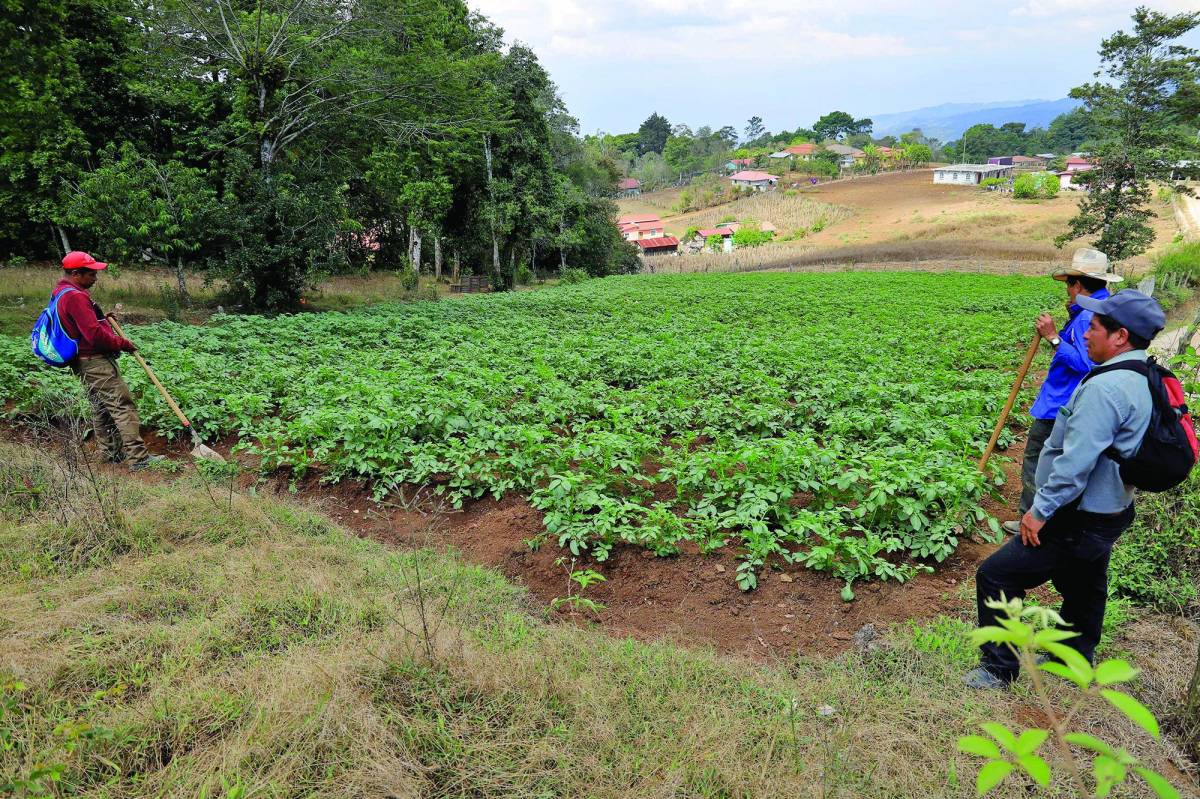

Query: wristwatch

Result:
[1048,336,1061,348]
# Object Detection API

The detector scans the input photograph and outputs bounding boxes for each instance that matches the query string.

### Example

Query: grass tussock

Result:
[1,440,1195,798]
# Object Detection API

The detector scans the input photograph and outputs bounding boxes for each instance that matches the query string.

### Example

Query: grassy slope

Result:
[1,441,1193,798]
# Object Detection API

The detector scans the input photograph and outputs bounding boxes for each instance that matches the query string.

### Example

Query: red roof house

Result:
[634,236,679,254]
[617,178,640,190]
[618,213,660,225]
[729,171,779,191]
[1065,156,1095,172]
[618,214,665,241]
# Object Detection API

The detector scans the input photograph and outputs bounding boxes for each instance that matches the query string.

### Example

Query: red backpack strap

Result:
[1161,373,1199,459]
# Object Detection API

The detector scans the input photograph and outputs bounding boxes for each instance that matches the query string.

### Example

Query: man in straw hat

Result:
[1002,248,1123,535]
[966,289,1165,689]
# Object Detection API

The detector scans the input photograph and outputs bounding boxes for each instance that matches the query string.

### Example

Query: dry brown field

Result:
[621,169,1181,275]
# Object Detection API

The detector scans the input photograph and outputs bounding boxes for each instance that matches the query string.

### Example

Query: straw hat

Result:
[1051,248,1124,283]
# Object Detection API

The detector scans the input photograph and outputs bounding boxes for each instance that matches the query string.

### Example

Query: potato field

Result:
[0,273,1059,589]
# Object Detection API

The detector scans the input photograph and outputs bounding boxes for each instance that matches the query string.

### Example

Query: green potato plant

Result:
[0,273,1060,589]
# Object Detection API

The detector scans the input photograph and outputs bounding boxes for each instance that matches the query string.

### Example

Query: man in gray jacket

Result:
[965,290,1165,689]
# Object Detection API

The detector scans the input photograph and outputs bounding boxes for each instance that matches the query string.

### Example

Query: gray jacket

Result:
[1031,350,1152,521]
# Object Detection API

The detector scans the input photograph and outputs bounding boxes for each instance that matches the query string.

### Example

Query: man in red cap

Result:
[54,251,158,469]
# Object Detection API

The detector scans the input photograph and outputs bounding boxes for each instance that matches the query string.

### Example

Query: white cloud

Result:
[1010,0,1197,17]
[468,0,1200,131]
[471,0,935,63]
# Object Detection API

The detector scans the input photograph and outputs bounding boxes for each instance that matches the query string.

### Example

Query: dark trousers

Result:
[1018,418,1055,516]
[976,501,1134,681]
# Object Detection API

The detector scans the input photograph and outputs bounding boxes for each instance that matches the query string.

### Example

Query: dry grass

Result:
[644,240,1075,277]
[0,263,514,335]
[665,192,852,239]
[636,170,1181,277]
[1,440,1195,798]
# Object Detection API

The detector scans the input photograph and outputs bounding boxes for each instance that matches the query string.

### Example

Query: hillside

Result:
[871,98,1081,141]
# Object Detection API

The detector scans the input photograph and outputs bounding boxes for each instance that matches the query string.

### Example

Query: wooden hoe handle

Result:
[977,333,1042,472]
[106,315,194,431]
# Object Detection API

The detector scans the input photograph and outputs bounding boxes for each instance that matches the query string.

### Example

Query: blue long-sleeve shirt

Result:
[1029,287,1109,420]
[1031,350,1152,521]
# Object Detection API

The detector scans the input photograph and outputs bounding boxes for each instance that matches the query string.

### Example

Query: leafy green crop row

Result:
[0,273,1057,589]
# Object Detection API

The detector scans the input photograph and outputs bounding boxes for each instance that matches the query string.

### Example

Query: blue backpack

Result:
[31,286,80,367]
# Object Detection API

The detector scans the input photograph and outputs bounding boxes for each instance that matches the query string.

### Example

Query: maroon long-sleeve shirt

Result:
[53,279,134,358]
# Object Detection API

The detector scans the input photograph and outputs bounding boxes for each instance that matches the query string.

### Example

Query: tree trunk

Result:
[174,255,192,308]
[559,219,567,269]
[483,134,501,282]
[452,250,460,282]
[531,238,537,283]
[55,225,71,255]
[433,237,442,281]
[409,226,422,274]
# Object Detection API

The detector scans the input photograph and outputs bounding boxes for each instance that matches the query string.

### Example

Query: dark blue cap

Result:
[1075,290,1165,342]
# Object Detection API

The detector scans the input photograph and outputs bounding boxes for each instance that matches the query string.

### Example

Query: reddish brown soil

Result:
[6,420,1034,662]
[261,440,1030,661]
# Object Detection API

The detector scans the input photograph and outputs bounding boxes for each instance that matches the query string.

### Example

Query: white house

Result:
[932,164,1014,185]
[617,213,665,241]
[1058,156,1095,190]
[729,170,778,191]
[825,143,865,169]
[697,227,735,252]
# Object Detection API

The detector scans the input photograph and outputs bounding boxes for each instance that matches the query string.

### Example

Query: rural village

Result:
[2,3,1200,799]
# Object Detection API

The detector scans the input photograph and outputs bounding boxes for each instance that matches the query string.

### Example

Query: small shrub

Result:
[811,218,827,233]
[399,268,419,291]
[1038,172,1060,198]
[705,234,724,252]
[514,264,533,285]
[732,227,773,249]
[960,597,1181,799]
[559,267,589,284]
[980,177,1007,189]
[1152,240,1200,288]
[1013,173,1038,199]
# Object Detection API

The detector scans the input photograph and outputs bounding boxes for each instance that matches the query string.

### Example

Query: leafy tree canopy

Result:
[813,111,873,142]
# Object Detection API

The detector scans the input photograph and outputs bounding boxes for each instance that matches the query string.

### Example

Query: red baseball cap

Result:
[62,251,107,270]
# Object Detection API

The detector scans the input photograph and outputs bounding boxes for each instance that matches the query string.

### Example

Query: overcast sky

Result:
[468,1,1199,136]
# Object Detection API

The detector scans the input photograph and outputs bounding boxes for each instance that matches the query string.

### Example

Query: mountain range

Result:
[869,98,1081,142]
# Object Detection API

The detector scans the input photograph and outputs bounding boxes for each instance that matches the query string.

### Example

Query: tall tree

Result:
[0,0,148,257]
[637,112,671,155]
[1055,7,1200,262]
[1047,106,1102,152]
[744,115,765,143]
[716,126,739,147]
[813,111,872,142]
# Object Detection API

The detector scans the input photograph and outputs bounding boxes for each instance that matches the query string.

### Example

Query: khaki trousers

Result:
[71,356,149,462]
